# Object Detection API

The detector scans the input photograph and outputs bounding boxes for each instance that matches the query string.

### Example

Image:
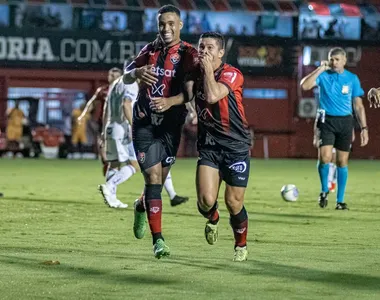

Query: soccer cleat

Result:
[153,239,170,259]
[170,195,189,207]
[204,221,218,245]
[133,199,147,239]
[115,199,128,209]
[335,202,349,210]
[98,184,119,208]
[329,182,336,193]
[233,246,248,262]
[318,192,329,208]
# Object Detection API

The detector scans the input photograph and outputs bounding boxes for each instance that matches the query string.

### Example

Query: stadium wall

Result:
[0,42,378,159]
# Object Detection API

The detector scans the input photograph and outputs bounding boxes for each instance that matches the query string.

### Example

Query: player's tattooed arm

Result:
[367,87,380,108]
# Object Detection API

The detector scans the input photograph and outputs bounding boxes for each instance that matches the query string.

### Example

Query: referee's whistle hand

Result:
[320,61,331,71]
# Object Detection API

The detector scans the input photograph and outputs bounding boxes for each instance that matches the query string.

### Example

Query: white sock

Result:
[164,171,177,200]
[106,168,117,181]
[106,165,136,194]
[328,163,336,186]
[106,168,118,195]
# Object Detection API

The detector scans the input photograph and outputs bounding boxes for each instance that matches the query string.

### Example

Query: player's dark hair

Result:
[328,47,346,58]
[200,31,225,50]
[153,5,181,51]
[158,4,180,17]
[109,67,122,74]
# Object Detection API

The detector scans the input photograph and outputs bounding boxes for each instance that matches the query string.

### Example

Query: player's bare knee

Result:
[336,159,348,167]
[225,186,245,214]
[320,154,332,164]
[336,151,349,167]
[225,195,244,214]
[197,193,216,210]
[143,165,162,184]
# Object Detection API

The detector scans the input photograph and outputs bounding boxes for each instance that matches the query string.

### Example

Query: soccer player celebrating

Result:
[123,5,198,258]
[151,32,251,261]
[98,69,139,209]
[194,32,251,262]
[301,47,369,210]
[78,68,122,176]
[367,87,380,108]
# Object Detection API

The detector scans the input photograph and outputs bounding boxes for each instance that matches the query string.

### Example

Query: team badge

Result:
[170,53,181,64]
[138,152,145,163]
[342,85,349,94]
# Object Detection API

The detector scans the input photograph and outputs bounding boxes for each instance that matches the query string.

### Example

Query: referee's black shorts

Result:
[317,115,353,152]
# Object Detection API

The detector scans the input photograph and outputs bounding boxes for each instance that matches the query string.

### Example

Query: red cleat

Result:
[329,182,336,193]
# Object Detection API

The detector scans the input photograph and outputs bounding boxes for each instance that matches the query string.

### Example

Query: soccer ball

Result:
[281,184,299,202]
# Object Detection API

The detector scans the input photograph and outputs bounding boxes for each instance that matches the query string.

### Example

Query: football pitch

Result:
[0,158,379,300]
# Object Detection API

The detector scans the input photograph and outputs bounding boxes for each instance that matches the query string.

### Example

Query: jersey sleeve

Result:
[183,46,199,74]
[315,71,325,86]
[352,75,364,98]
[124,44,152,72]
[218,67,244,91]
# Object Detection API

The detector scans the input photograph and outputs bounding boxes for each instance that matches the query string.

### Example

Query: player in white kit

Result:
[99,72,140,208]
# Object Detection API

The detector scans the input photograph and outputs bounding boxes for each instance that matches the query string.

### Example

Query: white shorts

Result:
[105,122,136,162]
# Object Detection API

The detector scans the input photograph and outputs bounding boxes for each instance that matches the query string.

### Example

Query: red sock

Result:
[232,219,248,247]
[146,199,162,235]
[197,201,219,224]
[210,209,219,224]
[230,207,248,248]
[144,184,163,243]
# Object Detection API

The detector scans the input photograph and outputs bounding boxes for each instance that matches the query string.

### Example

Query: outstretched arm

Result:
[78,88,101,122]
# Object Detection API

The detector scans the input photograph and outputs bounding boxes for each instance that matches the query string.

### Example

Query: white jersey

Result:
[106,77,139,124]
[104,78,139,162]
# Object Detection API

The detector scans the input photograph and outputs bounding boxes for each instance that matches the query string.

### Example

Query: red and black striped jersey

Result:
[195,63,251,152]
[127,40,198,126]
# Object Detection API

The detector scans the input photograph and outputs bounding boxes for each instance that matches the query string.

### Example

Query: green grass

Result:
[0,159,379,300]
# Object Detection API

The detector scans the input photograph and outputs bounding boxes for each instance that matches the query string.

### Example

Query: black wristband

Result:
[361,126,368,130]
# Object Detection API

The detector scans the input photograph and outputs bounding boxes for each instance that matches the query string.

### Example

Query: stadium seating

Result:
[11,0,380,16]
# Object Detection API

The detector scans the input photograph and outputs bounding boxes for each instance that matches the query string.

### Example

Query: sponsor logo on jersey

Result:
[151,66,176,78]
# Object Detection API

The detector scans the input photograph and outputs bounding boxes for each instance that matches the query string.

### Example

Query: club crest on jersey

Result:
[138,152,145,163]
[170,53,181,64]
